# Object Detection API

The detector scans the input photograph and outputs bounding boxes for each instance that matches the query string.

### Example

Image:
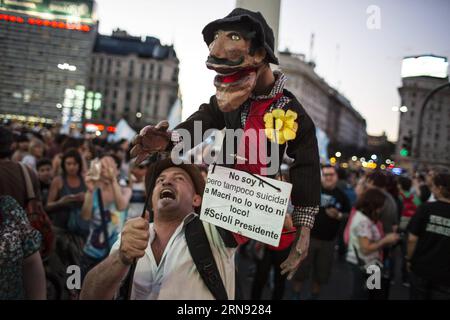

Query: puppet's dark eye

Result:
[231,34,241,41]
[214,33,219,40]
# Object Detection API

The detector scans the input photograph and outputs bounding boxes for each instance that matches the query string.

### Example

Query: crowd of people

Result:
[0,122,449,300]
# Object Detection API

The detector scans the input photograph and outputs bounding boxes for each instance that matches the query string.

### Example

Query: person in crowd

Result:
[412,173,431,203]
[80,155,132,276]
[0,127,41,209]
[81,139,97,168]
[337,168,357,207]
[127,159,148,220]
[46,133,67,160]
[51,136,84,176]
[346,188,400,299]
[46,148,87,233]
[397,176,421,286]
[36,158,53,207]
[385,173,402,221]
[407,173,450,300]
[336,167,356,257]
[424,168,449,203]
[364,171,399,296]
[80,159,245,300]
[21,138,45,172]
[292,165,351,300]
[398,176,421,231]
[0,195,46,300]
[11,133,30,162]
[365,171,399,234]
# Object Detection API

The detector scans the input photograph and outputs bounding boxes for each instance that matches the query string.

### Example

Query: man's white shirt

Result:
[110,213,236,299]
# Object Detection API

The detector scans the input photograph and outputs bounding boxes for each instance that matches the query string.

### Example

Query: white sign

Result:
[401,55,448,79]
[200,165,292,246]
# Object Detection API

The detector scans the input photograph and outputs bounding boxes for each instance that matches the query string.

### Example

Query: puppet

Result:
[131,8,321,279]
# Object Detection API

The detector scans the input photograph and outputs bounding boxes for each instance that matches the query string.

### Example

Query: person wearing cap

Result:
[130,8,321,279]
[80,159,240,299]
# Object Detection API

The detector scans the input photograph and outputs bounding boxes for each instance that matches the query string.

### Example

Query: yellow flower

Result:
[264,109,298,144]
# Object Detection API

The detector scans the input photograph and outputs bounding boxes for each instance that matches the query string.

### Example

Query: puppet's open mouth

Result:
[214,68,257,86]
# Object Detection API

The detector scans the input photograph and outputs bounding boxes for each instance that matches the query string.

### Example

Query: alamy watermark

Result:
[366,264,381,290]
[170,121,281,175]
[66,265,81,290]
[366,5,381,30]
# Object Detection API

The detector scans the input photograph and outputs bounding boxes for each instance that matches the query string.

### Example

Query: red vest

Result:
[234,93,282,175]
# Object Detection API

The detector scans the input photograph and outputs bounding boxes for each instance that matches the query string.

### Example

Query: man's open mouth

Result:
[159,188,176,200]
[214,68,256,86]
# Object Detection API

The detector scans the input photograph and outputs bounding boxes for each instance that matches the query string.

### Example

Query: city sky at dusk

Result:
[95,0,450,141]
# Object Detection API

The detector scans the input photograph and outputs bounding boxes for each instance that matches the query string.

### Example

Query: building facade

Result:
[279,51,367,151]
[396,55,450,169]
[88,29,179,129]
[0,0,97,125]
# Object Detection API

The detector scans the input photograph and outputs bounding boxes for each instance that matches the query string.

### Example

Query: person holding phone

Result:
[80,155,132,277]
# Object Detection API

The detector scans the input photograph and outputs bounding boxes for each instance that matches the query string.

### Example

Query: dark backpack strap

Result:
[185,217,228,300]
[353,244,366,268]
[97,188,110,257]
[216,226,238,248]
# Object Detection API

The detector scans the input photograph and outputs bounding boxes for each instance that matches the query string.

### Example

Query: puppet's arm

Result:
[173,96,226,149]
[131,96,225,163]
[280,105,321,280]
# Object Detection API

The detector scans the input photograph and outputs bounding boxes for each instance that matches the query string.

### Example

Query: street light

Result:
[351,156,357,161]
[57,63,77,71]
[371,154,377,160]
[335,152,342,158]
[399,106,408,113]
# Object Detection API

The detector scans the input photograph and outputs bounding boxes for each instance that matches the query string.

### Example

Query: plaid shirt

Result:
[239,71,319,229]
[240,71,290,127]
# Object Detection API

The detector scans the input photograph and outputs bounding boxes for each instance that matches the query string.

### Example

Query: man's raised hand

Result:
[118,213,150,266]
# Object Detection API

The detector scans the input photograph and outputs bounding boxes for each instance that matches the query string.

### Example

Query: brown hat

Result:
[145,159,206,213]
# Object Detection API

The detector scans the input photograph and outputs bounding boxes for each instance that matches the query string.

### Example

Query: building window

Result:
[126,91,131,102]
[141,64,146,79]
[157,65,162,80]
[99,58,104,74]
[172,67,178,82]
[149,64,154,79]
[154,94,159,115]
[128,60,134,77]
[107,58,112,75]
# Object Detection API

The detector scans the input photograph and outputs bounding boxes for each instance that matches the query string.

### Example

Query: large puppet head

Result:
[202,8,279,112]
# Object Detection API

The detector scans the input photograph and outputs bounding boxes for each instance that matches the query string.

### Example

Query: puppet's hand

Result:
[130,120,171,164]
[280,226,310,280]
